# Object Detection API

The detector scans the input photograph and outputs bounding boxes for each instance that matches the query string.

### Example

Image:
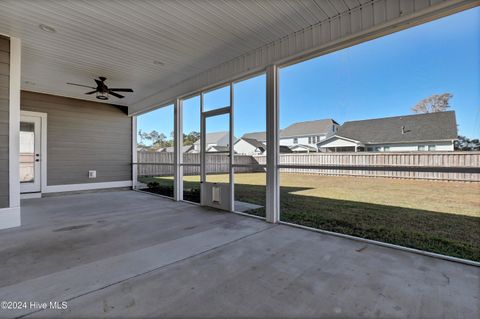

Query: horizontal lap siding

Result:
[0,36,9,208]
[21,91,132,186]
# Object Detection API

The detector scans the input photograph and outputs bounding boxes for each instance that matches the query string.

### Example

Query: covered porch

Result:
[1,190,478,318]
[1,1,479,318]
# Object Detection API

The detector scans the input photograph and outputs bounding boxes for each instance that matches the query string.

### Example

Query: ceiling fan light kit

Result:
[66,76,133,100]
[96,91,109,100]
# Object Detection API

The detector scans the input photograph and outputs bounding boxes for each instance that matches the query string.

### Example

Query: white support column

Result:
[131,116,137,189]
[174,98,183,201]
[265,65,279,224]
[200,93,205,185]
[1,36,21,230]
[228,83,234,212]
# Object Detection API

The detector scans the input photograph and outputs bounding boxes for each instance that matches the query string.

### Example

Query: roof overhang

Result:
[317,135,362,146]
[130,0,476,115]
[0,0,476,115]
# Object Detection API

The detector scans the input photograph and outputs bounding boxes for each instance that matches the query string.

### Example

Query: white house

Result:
[317,111,458,152]
[279,119,339,149]
[234,138,266,155]
[192,131,231,153]
[157,145,194,153]
[242,119,339,152]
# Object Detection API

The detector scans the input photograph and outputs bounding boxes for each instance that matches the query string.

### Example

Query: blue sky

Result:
[138,7,479,143]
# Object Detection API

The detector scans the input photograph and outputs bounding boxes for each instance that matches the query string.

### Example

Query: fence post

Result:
[266,65,280,223]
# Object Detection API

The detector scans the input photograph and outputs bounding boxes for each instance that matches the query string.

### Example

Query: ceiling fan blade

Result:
[109,88,134,92]
[67,83,96,89]
[85,90,97,95]
[108,91,124,99]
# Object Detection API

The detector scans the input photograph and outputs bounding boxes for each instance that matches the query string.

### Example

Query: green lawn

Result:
[139,173,480,261]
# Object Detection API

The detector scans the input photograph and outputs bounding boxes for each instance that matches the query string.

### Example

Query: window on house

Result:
[418,145,426,151]
[384,146,390,151]
[293,138,298,144]
[428,145,436,151]
[367,147,373,151]
[375,146,382,152]
[308,136,312,144]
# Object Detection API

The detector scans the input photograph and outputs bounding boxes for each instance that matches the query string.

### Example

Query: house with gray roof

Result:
[192,131,232,153]
[317,111,458,152]
[234,137,266,155]
[242,119,339,153]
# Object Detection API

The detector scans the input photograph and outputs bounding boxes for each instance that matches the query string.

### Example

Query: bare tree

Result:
[411,93,453,113]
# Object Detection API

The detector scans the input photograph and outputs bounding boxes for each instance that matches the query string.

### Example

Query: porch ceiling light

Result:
[96,91,108,100]
[39,24,56,33]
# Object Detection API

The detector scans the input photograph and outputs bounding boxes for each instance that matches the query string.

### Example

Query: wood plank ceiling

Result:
[0,0,368,107]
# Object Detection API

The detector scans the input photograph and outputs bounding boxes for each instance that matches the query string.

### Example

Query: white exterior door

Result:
[20,115,42,193]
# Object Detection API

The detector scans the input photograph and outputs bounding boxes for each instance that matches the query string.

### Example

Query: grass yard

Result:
[139,173,480,261]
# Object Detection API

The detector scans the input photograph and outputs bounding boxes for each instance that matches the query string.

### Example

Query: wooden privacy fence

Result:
[254,152,480,182]
[137,151,480,182]
[137,152,261,177]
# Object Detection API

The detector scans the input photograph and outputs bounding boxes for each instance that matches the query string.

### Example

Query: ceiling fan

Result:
[67,76,133,100]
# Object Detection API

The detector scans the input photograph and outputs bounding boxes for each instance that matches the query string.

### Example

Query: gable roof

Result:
[281,119,338,138]
[158,145,193,153]
[290,144,318,151]
[194,131,229,145]
[236,137,266,149]
[242,118,338,141]
[242,131,266,141]
[206,145,230,152]
[333,111,457,144]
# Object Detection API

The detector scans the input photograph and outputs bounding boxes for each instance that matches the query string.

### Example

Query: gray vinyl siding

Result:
[21,91,132,186]
[0,36,9,208]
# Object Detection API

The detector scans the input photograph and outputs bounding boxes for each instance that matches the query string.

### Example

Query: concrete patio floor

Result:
[0,190,478,318]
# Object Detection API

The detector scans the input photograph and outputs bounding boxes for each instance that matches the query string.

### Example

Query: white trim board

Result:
[9,37,21,209]
[0,207,21,230]
[20,193,42,200]
[43,181,133,194]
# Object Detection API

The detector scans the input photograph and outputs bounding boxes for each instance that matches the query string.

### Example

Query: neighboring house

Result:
[234,138,266,155]
[317,111,458,152]
[279,119,339,149]
[242,131,266,143]
[192,131,230,152]
[289,144,318,153]
[206,145,231,153]
[157,145,194,153]
[242,119,339,152]
[279,145,293,153]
